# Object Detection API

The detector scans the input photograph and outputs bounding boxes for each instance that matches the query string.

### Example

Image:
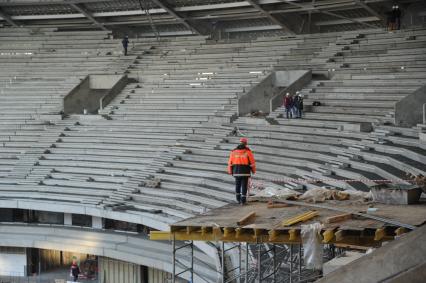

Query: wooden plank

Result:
[237,212,256,226]
[282,210,318,226]
[324,213,352,224]
[267,200,291,208]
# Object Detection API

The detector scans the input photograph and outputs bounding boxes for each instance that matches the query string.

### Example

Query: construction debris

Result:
[251,181,300,199]
[406,173,426,193]
[298,188,350,203]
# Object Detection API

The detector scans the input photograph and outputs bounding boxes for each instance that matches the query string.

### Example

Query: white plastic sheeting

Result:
[301,223,323,270]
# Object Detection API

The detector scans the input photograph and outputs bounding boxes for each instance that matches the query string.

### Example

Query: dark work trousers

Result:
[235,176,249,204]
[124,46,128,56]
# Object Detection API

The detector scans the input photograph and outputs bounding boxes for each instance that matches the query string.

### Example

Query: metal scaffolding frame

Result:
[172,236,194,283]
[170,237,330,283]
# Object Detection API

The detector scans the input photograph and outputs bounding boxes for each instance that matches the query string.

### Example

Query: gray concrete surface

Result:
[269,70,312,112]
[317,225,426,283]
[395,84,426,127]
[64,75,125,115]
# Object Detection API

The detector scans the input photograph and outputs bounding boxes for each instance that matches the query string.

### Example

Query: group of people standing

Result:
[283,91,304,119]
[387,5,402,31]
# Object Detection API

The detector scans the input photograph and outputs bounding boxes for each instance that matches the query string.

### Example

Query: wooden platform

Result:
[150,199,426,247]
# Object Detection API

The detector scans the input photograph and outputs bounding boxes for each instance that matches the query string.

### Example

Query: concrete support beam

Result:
[246,0,295,34]
[64,213,72,226]
[92,216,103,229]
[68,3,108,31]
[0,7,18,27]
[150,0,201,35]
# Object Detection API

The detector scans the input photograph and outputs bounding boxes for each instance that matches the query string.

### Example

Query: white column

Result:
[64,213,72,226]
[92,216,103,229]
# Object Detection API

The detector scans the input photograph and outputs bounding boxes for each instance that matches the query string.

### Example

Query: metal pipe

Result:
[298,244,302,280]
[257,243,262,283]
[222,242,226,283]
[172,235,176,283]
[190,241,194,283]
[238,244,242,283]
[245,243,249,283]
[289,245,293,283]
[272,244,276,283]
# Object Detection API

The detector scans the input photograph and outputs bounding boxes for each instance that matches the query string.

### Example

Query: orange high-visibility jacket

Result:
[227,147,256,176]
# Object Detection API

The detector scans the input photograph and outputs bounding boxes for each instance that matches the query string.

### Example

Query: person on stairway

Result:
[122,35,129,56]
[283,93,294,119]
[227,138,256,205]
[294,92,304,118]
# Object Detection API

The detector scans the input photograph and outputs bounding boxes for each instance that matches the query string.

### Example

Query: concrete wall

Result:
[237,70,311,116]
[0,250,26,276]
[395,84,426,127]
[148,267,186,283]
[270,70,312,112]
[99,257,142,283]
[237,72,275,116]
[89,74,123,89]
[64,74,127,115]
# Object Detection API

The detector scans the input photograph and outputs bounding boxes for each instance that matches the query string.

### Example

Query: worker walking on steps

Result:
[227,138,256,205]
[122,35,129,56]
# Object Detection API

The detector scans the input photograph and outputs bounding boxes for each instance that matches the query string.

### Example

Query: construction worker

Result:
[122,35,129,56]
[227,138,256,205]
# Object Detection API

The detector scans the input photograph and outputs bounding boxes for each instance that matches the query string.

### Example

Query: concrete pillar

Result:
[92,216,103,229]
[64,213,72,226]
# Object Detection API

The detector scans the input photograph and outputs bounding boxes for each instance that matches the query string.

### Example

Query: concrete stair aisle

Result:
[9,118,76,184]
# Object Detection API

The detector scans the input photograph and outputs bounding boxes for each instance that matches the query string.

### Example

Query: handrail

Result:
[423,103,426,125]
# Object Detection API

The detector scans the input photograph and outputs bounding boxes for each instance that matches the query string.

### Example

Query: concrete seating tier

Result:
[0,28,133,186]
[0,28,424,251]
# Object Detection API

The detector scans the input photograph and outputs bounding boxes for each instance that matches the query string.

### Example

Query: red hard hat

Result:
[240,138,248,144]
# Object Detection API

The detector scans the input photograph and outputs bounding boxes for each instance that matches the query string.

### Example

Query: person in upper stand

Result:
[227,138,256,205]
[283,93,294,119]
[394,5,402,30]
[122,35,129,56]
[294,91,304,118]
[387,6,396,31]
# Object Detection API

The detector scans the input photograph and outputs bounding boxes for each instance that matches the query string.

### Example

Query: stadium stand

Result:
[1,26,425,222]
[0,24,425,282]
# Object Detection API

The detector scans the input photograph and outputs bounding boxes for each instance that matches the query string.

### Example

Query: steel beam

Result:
[315,16,379,26]
[355,0,386,24]
[0,7,18,27]
[278,0,379,29]
[68,3,108,31]
[150,0,201,35]
[246,0,295,34]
